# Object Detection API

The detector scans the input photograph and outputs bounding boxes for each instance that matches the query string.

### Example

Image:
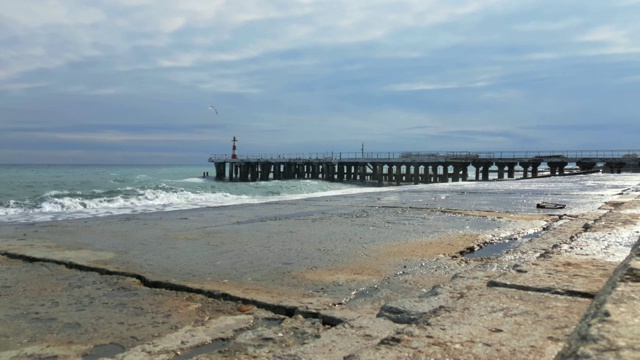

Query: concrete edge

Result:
[555,235,640,359]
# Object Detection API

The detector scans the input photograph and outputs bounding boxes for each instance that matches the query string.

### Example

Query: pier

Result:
[208,150,640,183]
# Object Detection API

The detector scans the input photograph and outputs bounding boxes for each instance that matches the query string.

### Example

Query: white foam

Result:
[0,185,400,223]
[171,178,207,183]
[3,173,640,228]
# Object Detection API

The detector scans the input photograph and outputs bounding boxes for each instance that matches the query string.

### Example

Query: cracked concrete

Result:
[556,237,640,359]
[1,175,640,359]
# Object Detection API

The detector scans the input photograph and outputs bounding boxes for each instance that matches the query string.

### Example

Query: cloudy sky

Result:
[1,0,640,164]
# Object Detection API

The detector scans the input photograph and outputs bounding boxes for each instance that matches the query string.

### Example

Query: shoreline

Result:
[1,176,639,358]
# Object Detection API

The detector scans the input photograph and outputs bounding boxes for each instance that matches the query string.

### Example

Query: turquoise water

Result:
[3,165,640,224]
[0,165,381,223]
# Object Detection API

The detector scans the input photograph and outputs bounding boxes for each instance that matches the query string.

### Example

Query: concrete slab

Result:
[0,198,536,312]
[1,183,639,359]
[557,241,640,359]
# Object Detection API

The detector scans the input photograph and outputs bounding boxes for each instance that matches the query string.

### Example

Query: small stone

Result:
[237,304,256,313]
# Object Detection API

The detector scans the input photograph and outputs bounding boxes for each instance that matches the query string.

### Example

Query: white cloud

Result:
[61,85,123,95]
[0,44,102,81]
[2,0,640,162]
[495,24,640,62]
[0,81,48,92]
[579,26,629,45]
[29,131,219,142]
[0,0,106,28]
[513,18,582,32]
[384,67,504,92]
[0,0,505,81]
[386,81,490,92]
[578,25,640,55]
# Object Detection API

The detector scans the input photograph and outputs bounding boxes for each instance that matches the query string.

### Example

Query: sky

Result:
[1,0,640,164]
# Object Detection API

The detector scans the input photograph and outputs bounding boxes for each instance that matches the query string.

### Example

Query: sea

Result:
[2,164,640,226]
[2,164,640,263]
[0,165,390,223]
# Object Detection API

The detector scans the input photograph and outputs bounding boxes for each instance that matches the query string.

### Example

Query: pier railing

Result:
[209,150,640,162]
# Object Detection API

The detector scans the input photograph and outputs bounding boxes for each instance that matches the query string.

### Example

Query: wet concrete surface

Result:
[0,255,336,359]
[0,256,238,358]
[2,178,640,358]
[0,193,543,310]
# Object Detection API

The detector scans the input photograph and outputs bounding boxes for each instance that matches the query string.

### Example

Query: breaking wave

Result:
[0,183,393,223]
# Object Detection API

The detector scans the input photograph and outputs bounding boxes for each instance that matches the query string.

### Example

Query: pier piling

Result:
[208,150,640,183]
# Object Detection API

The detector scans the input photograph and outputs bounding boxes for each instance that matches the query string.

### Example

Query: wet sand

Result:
[1,177,640,358]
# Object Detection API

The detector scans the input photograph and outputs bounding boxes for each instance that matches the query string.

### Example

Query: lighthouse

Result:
[231,136,238,159]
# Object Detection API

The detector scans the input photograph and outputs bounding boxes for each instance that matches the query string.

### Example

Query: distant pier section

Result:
[208,150,640,183]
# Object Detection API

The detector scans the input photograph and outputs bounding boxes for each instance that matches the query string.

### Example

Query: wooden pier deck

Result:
[208,150,640,183]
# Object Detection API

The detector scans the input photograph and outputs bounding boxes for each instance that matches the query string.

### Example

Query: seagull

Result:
[208,105,218,114]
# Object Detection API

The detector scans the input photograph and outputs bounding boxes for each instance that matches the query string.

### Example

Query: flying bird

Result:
[208,105,218,114]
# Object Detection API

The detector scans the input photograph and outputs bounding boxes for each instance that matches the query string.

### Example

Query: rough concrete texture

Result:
[1,182,640,359]
[0,256,244,359]
[556,239,640,359]
[117,315,253,359]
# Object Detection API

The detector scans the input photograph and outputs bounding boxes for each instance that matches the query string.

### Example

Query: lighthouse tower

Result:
[231,136,238,159]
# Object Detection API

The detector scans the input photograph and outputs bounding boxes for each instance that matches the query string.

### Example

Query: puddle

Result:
[172,339,228,360]
[466,241,515,258]
[466,231,542,259]
[82,343,125,360]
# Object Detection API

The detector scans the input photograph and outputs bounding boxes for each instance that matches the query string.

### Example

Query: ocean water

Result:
[0,165,389,223]
[2,165,640,225]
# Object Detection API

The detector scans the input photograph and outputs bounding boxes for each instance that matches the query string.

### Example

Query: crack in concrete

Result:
[486,280,595,299]
[0,251,343,327]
